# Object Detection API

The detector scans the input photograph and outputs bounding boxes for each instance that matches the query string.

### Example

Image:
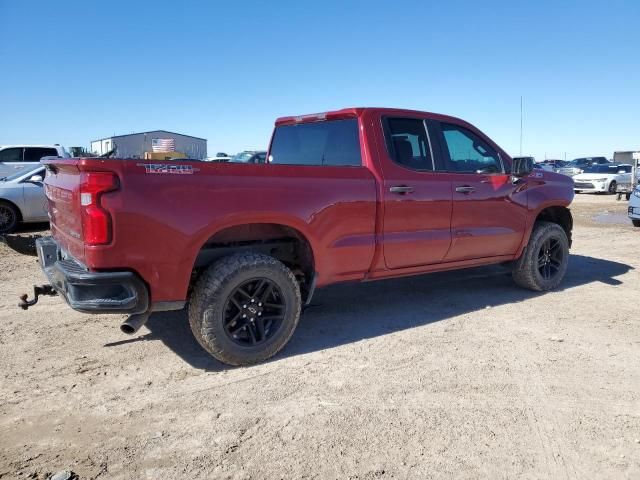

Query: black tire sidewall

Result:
[194,257,301,365]
[608,181,617,194]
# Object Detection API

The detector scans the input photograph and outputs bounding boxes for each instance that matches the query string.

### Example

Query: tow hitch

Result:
[18,285,58,310]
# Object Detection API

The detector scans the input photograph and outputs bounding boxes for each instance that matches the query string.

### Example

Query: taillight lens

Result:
[79,172,118,245]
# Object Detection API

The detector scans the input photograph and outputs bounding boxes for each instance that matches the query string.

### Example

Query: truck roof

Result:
[275,107,468,127]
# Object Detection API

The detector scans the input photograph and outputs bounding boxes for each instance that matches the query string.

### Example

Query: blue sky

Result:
[1,0,638,159]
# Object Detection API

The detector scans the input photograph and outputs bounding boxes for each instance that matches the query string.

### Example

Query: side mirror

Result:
[618,170,627,174]
[511,157,534,177]
[28,175,43,183]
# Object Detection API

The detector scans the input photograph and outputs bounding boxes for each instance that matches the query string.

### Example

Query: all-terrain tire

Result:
[189,252,301,366]
[0,201,19,234]
[632,219,640,228]
[512,221,569,291]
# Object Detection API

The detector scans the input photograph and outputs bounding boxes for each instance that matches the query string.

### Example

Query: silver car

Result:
[0,165,48,233]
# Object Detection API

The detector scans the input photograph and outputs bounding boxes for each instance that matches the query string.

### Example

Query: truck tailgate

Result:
[43,159,85,262]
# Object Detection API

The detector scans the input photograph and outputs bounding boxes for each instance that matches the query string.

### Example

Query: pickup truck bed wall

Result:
[42,108,574,307]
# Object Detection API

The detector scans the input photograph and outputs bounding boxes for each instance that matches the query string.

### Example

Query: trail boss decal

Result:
[137,163,198,175]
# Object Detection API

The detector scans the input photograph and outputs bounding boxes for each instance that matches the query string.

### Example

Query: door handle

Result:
[455,185,476,194]
[389,185,414,194]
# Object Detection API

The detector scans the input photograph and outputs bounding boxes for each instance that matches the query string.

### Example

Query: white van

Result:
[0,145,70,177]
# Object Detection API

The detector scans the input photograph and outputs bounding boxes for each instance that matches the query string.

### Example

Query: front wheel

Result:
[512,221,569,291]
[608,180,617,194]
[189,253,302,366]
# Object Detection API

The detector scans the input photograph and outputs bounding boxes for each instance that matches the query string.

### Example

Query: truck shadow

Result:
[0,223,49,256]
[136,254,631,371]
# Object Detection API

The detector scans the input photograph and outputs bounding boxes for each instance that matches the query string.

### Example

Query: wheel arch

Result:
[533,205,573,247]
[189,221,317,300]
[515,204,573,259]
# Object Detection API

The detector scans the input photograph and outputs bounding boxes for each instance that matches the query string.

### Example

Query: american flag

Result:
[151,138,176,152]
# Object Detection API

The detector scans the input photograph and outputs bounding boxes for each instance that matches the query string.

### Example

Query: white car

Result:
[572,164,632,194]
[0,144,69,177]
[0,165,48,233]
[629,185,640,228]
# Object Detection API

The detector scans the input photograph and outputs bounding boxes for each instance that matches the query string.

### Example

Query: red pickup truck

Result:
[30,108,573,366]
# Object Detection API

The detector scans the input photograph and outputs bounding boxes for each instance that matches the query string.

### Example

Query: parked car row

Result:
[555,157,610,177]
[206,150,267,163]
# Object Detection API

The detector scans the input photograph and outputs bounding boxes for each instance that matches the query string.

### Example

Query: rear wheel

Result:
[512,221,569,291]
[0,201,19,234]
[608,180,617,194]
[632,219,640,228]
[189,253,301,366]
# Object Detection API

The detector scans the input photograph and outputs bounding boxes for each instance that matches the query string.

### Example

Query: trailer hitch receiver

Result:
[18,285,58,310]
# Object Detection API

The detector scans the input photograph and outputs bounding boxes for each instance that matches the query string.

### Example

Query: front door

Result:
[436,122,526,261]
[378,117,453,269]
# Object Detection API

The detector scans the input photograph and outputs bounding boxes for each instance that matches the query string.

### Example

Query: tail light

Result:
[79,172,119,245]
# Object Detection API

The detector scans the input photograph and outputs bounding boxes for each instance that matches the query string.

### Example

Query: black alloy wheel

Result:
[537,237,564,280]
[223,278,286,346]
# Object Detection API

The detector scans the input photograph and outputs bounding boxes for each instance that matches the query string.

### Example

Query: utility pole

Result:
[519,96,523,156]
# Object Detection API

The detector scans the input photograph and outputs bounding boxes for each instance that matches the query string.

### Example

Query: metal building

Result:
[90,130,207,159]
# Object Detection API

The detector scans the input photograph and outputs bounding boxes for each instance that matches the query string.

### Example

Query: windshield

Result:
[582,165,608,174]
[583,165,628,174]
[230,152,254,163]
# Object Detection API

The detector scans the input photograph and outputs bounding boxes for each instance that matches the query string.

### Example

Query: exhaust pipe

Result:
[120,311,151,335]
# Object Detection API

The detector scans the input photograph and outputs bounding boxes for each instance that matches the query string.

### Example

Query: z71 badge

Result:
[137,163,198,175]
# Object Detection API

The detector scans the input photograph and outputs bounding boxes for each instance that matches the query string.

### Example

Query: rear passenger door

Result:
[378,117,453,269]
[435,122,527,261]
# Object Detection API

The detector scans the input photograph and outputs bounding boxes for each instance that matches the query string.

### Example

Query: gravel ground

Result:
[1,194,639,479]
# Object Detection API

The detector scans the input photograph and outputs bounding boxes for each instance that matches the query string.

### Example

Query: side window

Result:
[24,147,58,162]
[440,123,502,173]
[269,119,361,166]
[385,118,433,171]
[0,148,24,162]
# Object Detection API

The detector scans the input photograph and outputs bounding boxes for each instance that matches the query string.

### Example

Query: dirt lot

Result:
[1,194,639,479]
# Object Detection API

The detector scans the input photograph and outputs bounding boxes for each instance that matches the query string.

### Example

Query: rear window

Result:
[24,147,58,162]
[269,119,362,166]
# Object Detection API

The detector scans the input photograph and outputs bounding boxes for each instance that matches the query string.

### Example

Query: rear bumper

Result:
[36,236,149,314]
